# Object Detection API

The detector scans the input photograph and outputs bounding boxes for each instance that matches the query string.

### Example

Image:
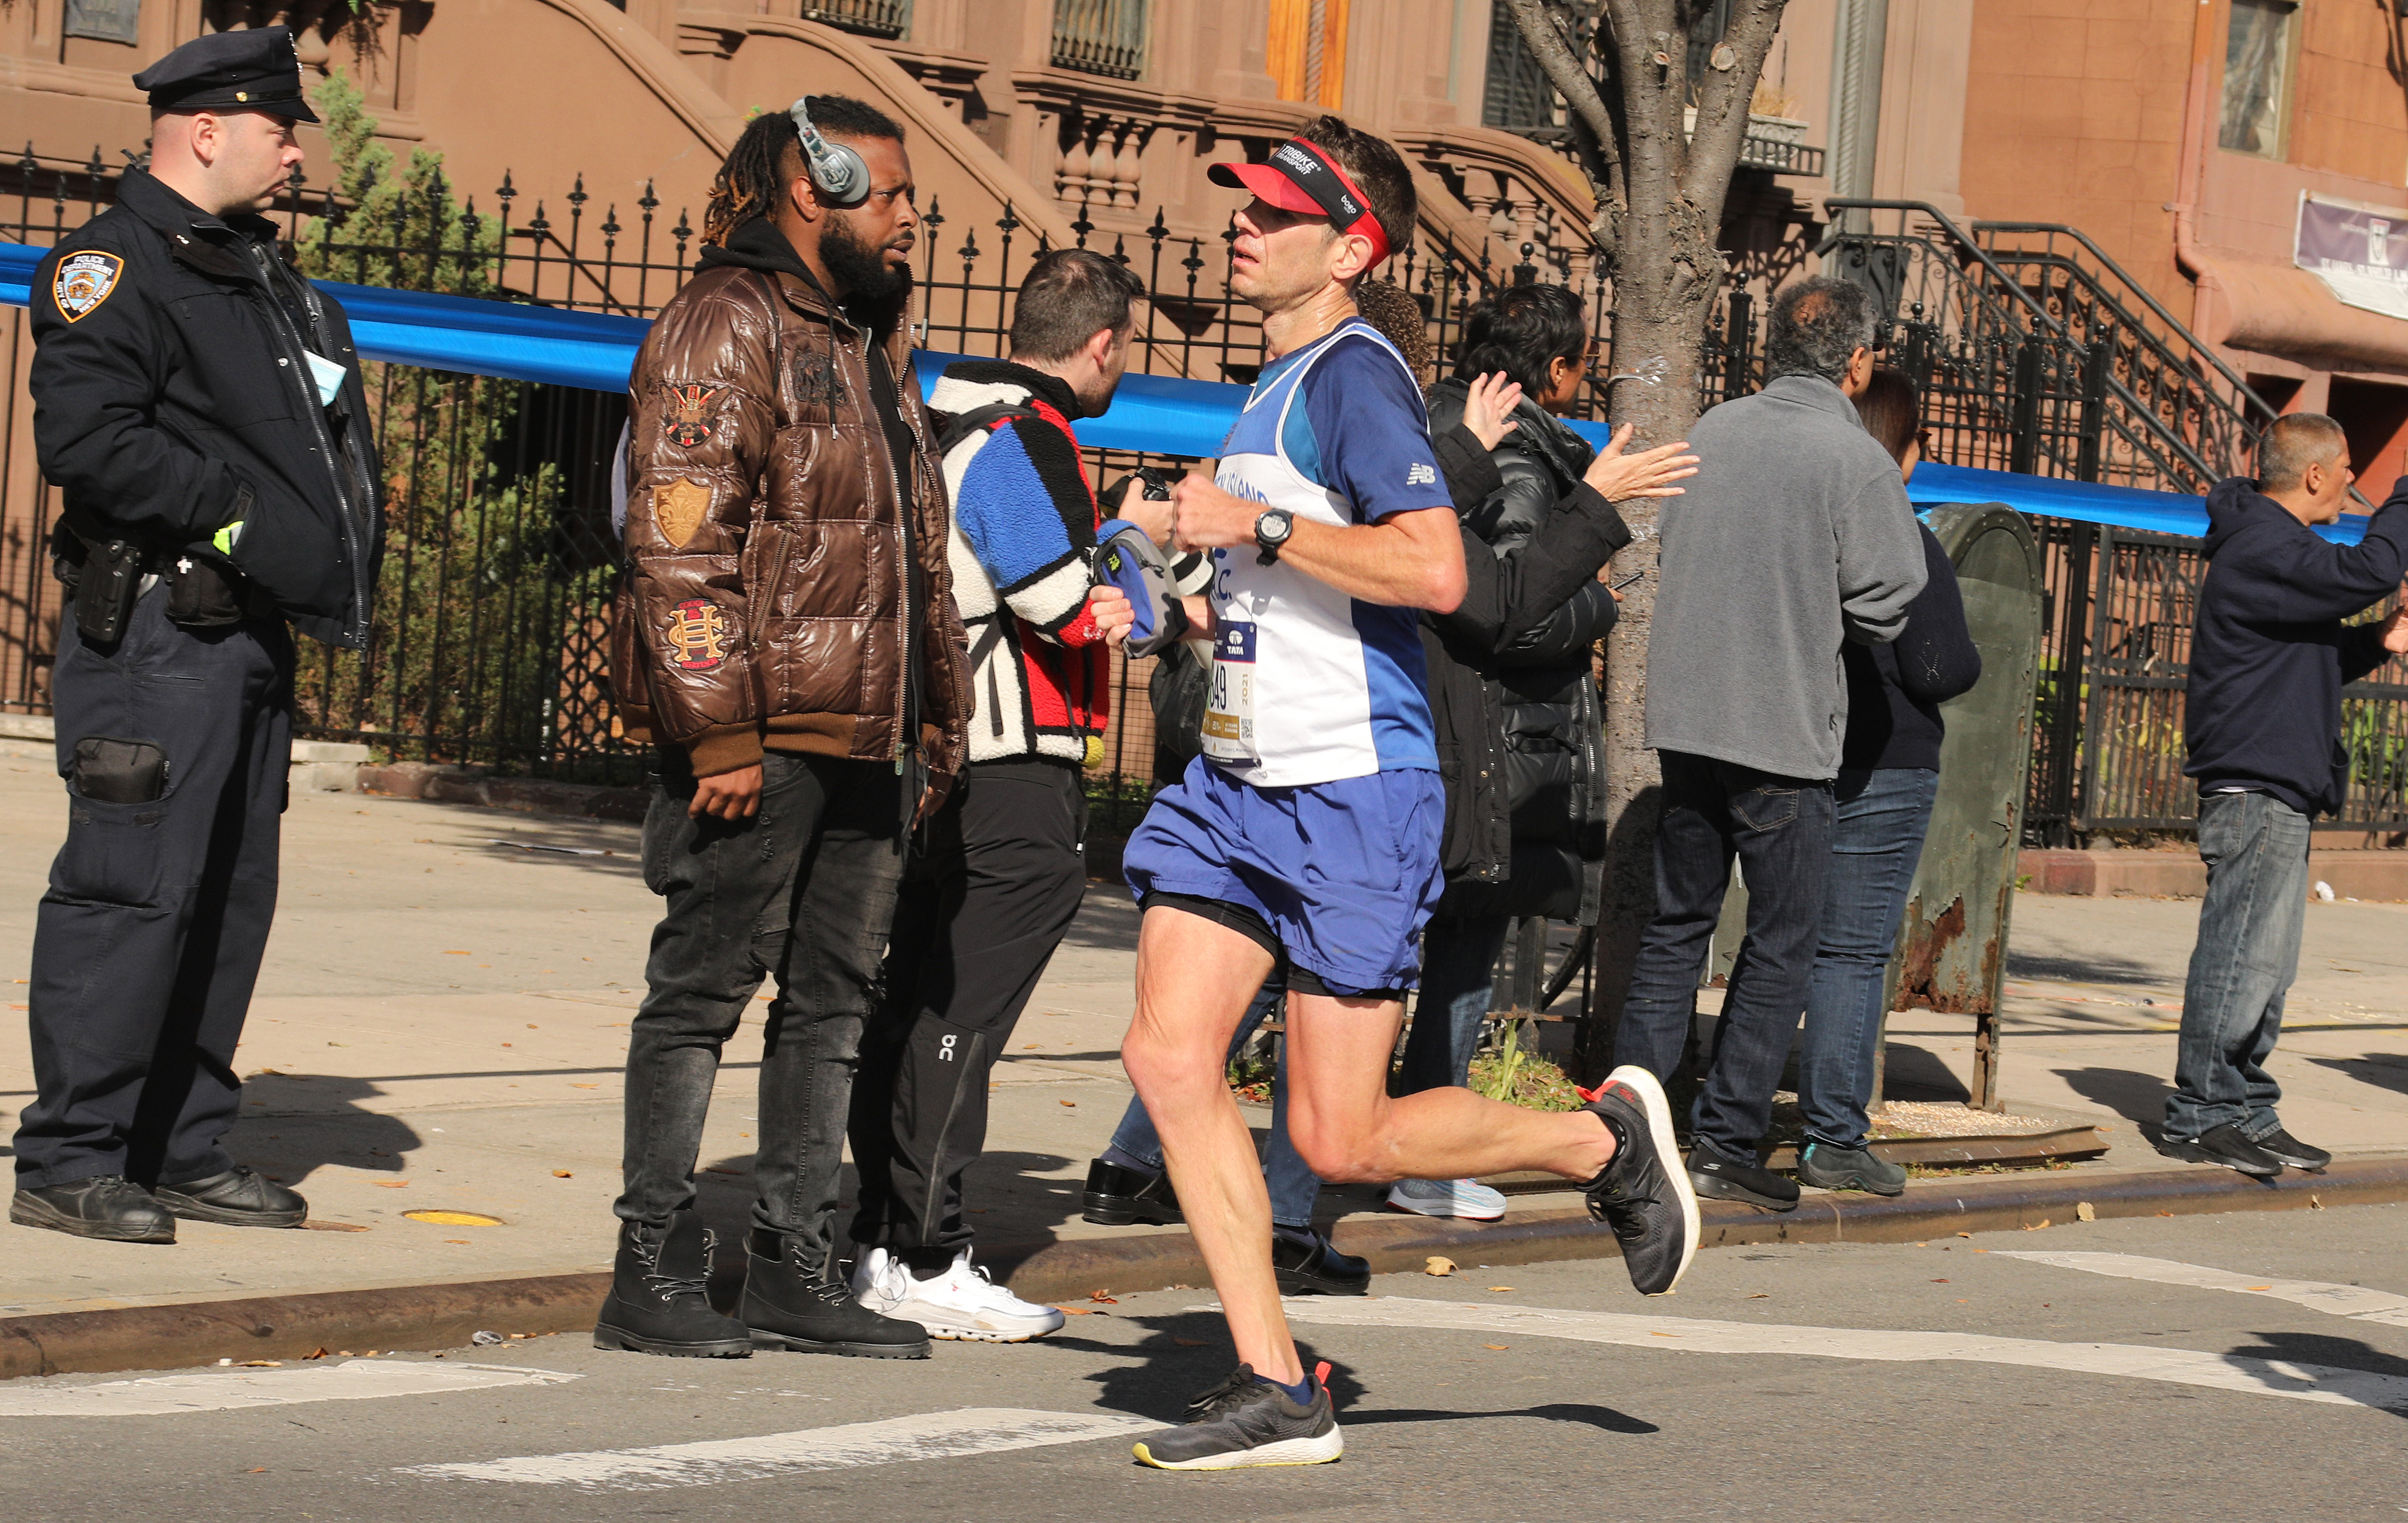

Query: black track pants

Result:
[14,586,293,1189]
[848,761,1087,1254]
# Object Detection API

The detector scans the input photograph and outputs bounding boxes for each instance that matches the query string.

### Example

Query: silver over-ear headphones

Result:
[789,96,869,208]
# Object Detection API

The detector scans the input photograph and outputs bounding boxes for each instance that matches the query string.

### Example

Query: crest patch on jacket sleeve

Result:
[663,383,727,448]
[653,478,711,548]
[663,598,733,670]
[52,251,124,322]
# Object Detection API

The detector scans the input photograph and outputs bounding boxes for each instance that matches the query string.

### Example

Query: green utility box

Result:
[1706,502,2043,1110]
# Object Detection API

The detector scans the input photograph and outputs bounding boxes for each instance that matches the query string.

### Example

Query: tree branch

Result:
[1501,0,1624,182]
[1677,0,1790,216]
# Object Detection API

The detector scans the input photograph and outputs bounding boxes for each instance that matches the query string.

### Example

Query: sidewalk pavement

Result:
[2,760,2406,1326]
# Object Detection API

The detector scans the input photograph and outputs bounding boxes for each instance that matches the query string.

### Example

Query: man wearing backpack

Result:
[844,248,1137,1341]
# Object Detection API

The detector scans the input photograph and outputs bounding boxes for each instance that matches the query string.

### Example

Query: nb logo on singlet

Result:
[1406,462,1437,486]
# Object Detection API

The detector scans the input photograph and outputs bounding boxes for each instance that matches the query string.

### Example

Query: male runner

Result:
[1117,116,1698,1472]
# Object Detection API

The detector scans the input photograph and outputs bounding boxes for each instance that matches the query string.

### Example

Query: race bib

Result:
[1200,619,1258,765]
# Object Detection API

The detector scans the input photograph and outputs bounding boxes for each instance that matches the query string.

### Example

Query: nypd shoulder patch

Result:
[52,250,123,323]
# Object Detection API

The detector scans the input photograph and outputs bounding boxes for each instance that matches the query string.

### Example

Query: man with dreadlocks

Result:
[596,95,970,1362]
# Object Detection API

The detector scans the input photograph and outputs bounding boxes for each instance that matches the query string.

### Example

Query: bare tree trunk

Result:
[1500,0,1791,1082]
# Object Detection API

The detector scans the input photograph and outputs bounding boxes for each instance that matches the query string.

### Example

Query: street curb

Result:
[6,1155,2403,1380]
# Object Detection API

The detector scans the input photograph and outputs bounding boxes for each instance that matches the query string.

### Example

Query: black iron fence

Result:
[5,145,2402,838]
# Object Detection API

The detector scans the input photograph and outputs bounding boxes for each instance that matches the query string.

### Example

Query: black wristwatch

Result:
[1253,508,1294,565]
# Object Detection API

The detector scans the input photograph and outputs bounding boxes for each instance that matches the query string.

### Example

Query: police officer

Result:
[8,28,383,1243]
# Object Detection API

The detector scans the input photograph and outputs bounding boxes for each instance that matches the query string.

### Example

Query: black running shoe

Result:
[1687,1142,1801,1212]
[1578,1066,1702,1296]
[2156,1123,2282,1177]
[1131,1362,1343,1471]
[1797,1141,1908,1197]
[2253,1127,2330,1171]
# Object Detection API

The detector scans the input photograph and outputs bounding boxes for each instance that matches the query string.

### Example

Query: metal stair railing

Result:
[1818,200,2245,496]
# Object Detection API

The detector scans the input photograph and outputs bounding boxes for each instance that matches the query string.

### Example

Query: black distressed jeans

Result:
[615,749,905,1270]
[1614,750,1836,1163]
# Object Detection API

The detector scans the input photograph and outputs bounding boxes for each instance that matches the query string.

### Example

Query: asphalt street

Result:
[6,1203,2408,1522]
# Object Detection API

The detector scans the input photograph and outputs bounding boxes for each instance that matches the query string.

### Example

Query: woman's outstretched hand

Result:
[1461,370,1524,452]
[1584,424,1699,503]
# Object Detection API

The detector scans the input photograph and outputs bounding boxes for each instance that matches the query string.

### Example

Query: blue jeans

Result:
[2166,790,2311,1140]
[1797,769,1940,1149]
[1616,751,1837,1162]
[1105,976,1322,1228]
[1399,915,1513,1094]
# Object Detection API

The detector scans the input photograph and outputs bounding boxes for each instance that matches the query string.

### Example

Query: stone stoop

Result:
[2021,847,2408,901]
[0,713,367,791]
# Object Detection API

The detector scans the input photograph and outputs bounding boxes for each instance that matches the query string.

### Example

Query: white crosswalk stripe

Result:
[1255,1296,2408,1413]
[0,1360,577,1418]
[398,1407,1157,1488]
[1993,1250,2408,1325]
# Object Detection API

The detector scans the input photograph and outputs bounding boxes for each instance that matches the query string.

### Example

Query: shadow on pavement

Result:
[1074,1311,1362,1420]
[222,1075,422,1186]
[1345,1402,1660,1435]
[2223,1329,2408,1418]
[1882,1043,1972,1103]
[2006,950,2167,987]
[2054,1065,2174,1131]
[2302,1052,2408,1098]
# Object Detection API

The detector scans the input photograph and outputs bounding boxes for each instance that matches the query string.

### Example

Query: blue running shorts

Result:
[1123,756,1445,998]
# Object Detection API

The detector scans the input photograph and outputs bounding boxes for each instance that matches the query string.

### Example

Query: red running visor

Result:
[1208,137,1392,267]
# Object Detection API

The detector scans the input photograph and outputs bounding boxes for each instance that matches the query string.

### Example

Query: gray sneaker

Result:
[1797,1141,1907,1196]
[1131,1363,1342,1471]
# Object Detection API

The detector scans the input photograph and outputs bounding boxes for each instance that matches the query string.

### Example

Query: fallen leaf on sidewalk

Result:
[552,1170,573,1178]
[445,1240,469,1245]
[1054,1306,1101,1316]
[1059,1100,1077,1108]
[1747,1294,1768,1299]
[2076,1202,2097,1222]
[1480,1344,1508,1350]
[302,1348,330,1360]
[2247,1284,2273,1291]
[1931,1279,1950,1283]
[1090,1290,1118,1303]
[246,1467,268,1473]
[376,1181,411,1189]
[239,1361,282,1368]
[442,950,469,956]
[2025,1219,2052,1230]
[1172,1336,1210,1347]
[570,1083,599,1090]
[1956,1231,1972,1238]
[1424,1256,1456,1276]
[1486,1287,1514,1293]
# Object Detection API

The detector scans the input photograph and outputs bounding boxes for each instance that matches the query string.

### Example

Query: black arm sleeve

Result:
[2342,621,2396,685]
[1888,525,1983,705]
[29,239,249,542]
[1433,421,1503,512]
[1440,482,1632,655]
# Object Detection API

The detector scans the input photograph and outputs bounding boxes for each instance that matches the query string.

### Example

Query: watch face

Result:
[1258,509,1292,544]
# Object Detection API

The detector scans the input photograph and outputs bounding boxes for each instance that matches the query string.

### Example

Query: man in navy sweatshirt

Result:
[2167,413,2408,1175]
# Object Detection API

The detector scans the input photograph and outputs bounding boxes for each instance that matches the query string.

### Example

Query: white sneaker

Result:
[881,1248,1066,1343]
[1386,1177,1508,1221]
[849,1246,900,1312]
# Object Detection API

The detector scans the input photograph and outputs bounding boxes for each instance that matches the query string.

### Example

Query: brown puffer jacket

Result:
[611,222,969,805]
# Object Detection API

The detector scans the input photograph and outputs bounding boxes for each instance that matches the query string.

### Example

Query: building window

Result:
[1483,3,1555,133]
[1053,0,1150,80]
[2219,0,2294,158]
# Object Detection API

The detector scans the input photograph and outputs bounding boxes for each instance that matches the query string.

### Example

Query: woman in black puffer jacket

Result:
[1386,283,1696,1221]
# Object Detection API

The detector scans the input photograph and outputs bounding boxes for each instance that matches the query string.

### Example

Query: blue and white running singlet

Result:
[1200,317,1454,787]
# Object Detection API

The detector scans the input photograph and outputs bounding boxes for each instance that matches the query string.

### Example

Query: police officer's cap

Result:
[133,27,320,124]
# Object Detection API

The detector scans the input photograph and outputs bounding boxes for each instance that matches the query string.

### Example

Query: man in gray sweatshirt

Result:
[1615,276,1926,1213]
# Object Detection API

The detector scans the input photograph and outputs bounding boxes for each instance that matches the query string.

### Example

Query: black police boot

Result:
[1081,1156,1184,1226]
[10,1175,176,1244]
[594,1209,753,1358]
[742,1228,931,1359]
[1272,1226,1370,1296]
[153,1166,307,1228]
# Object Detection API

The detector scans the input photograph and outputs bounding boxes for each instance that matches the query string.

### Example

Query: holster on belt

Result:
[50,520,141,650]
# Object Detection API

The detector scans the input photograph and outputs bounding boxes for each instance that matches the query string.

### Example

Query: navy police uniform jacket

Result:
[30,168,382,648]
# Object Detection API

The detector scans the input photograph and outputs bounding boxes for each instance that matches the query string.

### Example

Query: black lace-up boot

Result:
[741,1228,931,1359]
[593,1208,752,1358]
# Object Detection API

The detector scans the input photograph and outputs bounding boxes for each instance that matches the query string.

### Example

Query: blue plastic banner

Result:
[8,239,2347,541]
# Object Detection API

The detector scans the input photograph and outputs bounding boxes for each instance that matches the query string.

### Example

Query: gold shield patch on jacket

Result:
[654,478,711,548]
